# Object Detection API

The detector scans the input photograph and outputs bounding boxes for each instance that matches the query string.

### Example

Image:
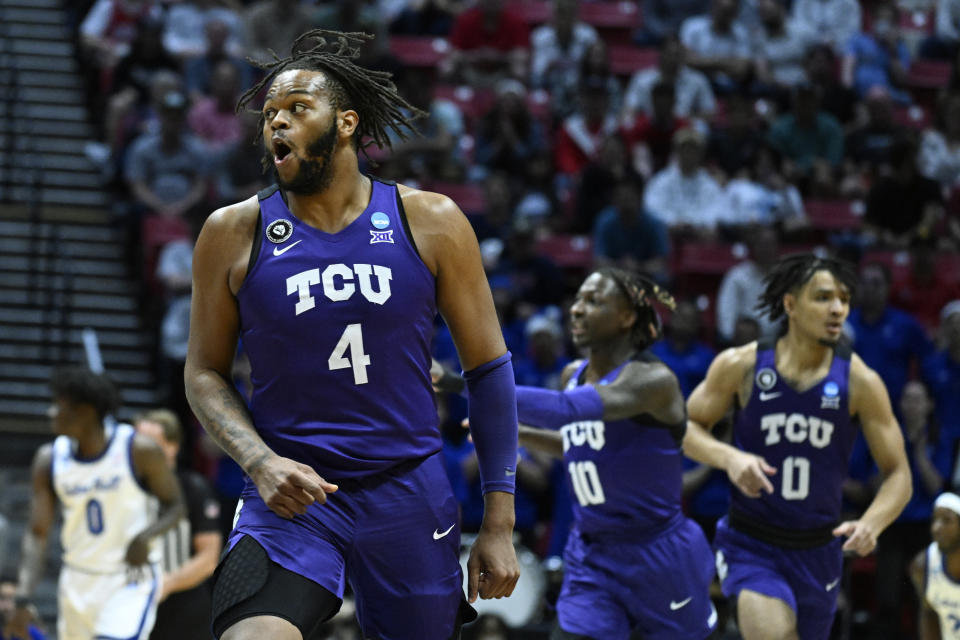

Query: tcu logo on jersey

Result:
[560,421,605,453]
[286,263,393,315]
[760,413,834,448]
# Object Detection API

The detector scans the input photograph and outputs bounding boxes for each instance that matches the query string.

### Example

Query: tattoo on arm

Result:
[189,374,272,474]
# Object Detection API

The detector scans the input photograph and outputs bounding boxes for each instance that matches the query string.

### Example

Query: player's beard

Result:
[266,119,339,195]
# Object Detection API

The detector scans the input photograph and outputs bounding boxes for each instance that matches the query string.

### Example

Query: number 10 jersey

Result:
[236,179,440,481]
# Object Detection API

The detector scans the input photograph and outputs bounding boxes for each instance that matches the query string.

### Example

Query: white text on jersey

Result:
[287,263,393,314]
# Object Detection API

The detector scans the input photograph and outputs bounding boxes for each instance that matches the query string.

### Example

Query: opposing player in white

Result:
[912,492,960,639]
[13,368,184,640]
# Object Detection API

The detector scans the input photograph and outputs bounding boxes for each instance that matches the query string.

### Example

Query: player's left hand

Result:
[125,532,151,567]
[5,601,37,639]
[833,520,878,556]
[466,527,521,603]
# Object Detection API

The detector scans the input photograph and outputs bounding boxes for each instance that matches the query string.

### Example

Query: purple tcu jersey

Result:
[730,338,857,531]
[235,178,440,480]
[561,353,684,537]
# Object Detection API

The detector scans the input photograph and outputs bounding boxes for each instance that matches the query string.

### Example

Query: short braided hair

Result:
[596,268,676,350]
[50,367,120,421]
[756,253,858,324]
[237,29,426,161]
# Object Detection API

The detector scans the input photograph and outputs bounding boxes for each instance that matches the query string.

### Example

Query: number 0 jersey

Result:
[52,423,159,573]
[236,179,439,481]
[730,338,857,531]
[560,353,685,537]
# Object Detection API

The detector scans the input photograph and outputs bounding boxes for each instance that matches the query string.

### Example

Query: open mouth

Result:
[273,139,292,164]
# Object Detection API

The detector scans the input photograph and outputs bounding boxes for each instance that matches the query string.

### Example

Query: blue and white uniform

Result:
[925,541,960,639]
[557,353,717,640]
[714,338,857,640]
[52,423,160,640]
[229,179,464,639]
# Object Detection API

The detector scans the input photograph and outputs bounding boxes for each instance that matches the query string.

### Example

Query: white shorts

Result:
[58,563,161,640]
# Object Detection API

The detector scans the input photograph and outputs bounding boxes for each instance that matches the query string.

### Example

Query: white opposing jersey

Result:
[926,542,960,638]
[52,423,158,572]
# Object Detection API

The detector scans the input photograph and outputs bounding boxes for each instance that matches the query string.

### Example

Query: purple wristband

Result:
[515,385,605,429]
[464,352,518,495]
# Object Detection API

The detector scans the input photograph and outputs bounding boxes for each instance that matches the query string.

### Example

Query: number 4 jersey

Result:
[236,179,440,481]
[52,423,159,573]
[561,353,686,537]
[730,338,857,532]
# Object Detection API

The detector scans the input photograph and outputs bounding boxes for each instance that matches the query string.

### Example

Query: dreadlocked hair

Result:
[236,29,427,162]
[756,253,858,323]
[596,268,676,350]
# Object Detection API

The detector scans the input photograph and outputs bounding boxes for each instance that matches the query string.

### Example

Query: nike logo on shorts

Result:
[273,240,302,256]
[670,596,692,610]
[433,524,455,540]
[825,578,840,591]
[759,391,782,401]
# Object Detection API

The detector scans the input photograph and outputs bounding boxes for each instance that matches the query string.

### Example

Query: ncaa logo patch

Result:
[821,381,841,410]
[823,382,839,397]
[756,368,777,391]
[370,230,394,244]
[370,211,390,229]
[266,219,294,244]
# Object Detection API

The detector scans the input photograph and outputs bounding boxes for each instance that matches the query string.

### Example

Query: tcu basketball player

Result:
[14,367,185,640]
[912,492,960,639]
[684,254,912,640]
[443,269,719,639]
[184,30,519,640]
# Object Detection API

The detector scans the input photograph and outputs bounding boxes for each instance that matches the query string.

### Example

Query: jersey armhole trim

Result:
[247,209,263,277]
[394,188,423,262]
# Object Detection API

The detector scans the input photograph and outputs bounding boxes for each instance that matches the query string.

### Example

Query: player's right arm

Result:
[911,549,942,640]
[16,444,55,599]
[185,200,336,519]
[684,343,777,498]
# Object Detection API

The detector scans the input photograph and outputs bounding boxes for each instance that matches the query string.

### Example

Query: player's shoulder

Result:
[396,183,476,272]
[202,194,261,239]
[848,351,883,391]
[32,442,55,471]
[397,183,466,230]
[560,359,585,387]
[711,342,758,377]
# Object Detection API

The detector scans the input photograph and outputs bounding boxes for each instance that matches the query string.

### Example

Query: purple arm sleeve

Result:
[464,352,519,495]
[515,385,605,430]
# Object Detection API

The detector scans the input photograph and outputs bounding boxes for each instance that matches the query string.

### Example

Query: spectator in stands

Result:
[474,79,547,179]
[790,0,861,53]
[592,179,670,280]
[892,237,960,334]
[80,0,161,69]
[622,34,716,121]
[444,0,530,87]
[651,299,715,397]
[514,310,571,390]
[576,41,623,117]
[554,74,620,178]
[635,0,711,46]
[643,127,725,234]
[767,82,844,195]
[680,0,753,93]
[124,90,211,220]
[183,19,254,103]
[388,0,464,36]
[514,151,559,229]
[573,135,635,234]
[918,0,960,60]
[156,226,196,438]
[865,136,945,247]
[874,380,952,640]
[384,67,466,183]
[101,17,180,163]
[752,0,813,95]
[0,575,46,640]
[472,171,515,241]
[162,0,245,61]
[842,3,911,104]
[215,111,268,206]
[805,43,859,126]
[715,225,780,343]
[315,0,393,69]
[493,221,566,308]
[707,94,765,180]
[622,81,690,178]
[845,88,907,189]
[919,91,960,189]
[722,142,807,229]
[530,0,598,102]
[923,301,960,442]
[846,261,934,408]
[187,60,243,154]
[244,0,317,65]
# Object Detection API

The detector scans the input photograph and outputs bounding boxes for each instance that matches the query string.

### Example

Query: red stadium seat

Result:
[906,60,951,89]
[513,0,552,25]
[433,84,497,124]
[422,181,487,215]
[673,241,741,276]
[805,199,864,231]
[534,234,593,268]
[608,45,659,76]
[389,37,451,68]
[892,104,931,130]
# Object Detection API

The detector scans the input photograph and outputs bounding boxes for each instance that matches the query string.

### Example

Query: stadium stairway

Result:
[0,0,160,444]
